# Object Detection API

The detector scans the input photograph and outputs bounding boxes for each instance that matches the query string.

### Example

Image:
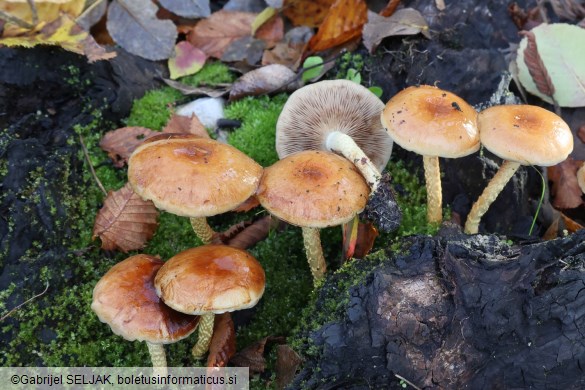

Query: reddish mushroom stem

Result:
[190,217,215,244]
[192,313,215,359]
[464,160,521,234]
[423,155,443,224]
[302,227,327,282]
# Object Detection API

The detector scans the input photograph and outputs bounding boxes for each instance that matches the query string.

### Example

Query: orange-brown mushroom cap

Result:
[478,105,573,166]
[154,245,266,315]
[91,254,199,343]
[381,85,479,158]
[256,150,370,228]
[128,134,263,217]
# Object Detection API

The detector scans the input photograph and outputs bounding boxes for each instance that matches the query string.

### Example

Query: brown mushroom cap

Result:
[128,134,263,217]
[381,85,479,158]
[154,245,266,315]
[256,150,370,228]
[478,105,573,166]
[275,79,392,171]
[91,254,199,343]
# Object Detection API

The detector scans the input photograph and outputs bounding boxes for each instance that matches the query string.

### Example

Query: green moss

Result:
[225,94,288,167]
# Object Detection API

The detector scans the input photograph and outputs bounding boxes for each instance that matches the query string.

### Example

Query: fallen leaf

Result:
[354,221,379,258]
[542,211,584,240]
[92,183,159,252]
[262,26,312,69]
[578,162,585,193]
[275,345,302,390]
[159,0,211,18]
[282,0,334,27]
[308,0,368,53]
[187,10,255,58]
[229,64,300,100]
[379,0,401,17]
[106,0,177,60]
[232,195,260,212]
[221,36,266,65]
[363,9,430,54]
[206,313,236,367]
[76,0,108,31]
[507,3,543,30]
[99,127,158,167]
[161,78,231,98]
[547,158,584,209]
[1,0,84,35]
[516,23,585,107]
[162,113,209,138]
[519,30,556,100]
[212,215,271,249]
[230,336,286,373]
[255,14,284,48]
[548,0,585,21]
[251,7,276,35]
[168,41,207,80]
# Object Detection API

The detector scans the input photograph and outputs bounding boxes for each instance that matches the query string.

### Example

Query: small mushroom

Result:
[256,150,370,282]
[154,245,265,359]
[276,79,393,193]
[91,254,199,375]
[464,104,573,234]
[128,134,263,243]
[381,85,479,224]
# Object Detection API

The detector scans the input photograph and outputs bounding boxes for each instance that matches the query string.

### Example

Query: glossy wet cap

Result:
[154,245,266,315]
[381,85,479,158]
[276,79,393,172]
[256,150,370,228]
[478,104,573,166]
[128,134,263,217]
[91,254,199,343]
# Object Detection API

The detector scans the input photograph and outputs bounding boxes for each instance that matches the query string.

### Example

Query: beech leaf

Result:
[168,41,207,80]
[230,336,286,373]
[229,64,301,101]
[0,0,84,35]
[282,0,335,28]
[212,215,271,249]
[99,127,158,168]
[308,0,368,53]
[162,113,209,138]
[516,23,585,107]
[276,345,302,389]
[363,9,431,54]
[92,183,159,252]
[206,313,236,368]
[159,0,211,19]
[106,0,177,60]
[547,157,584,210]
[519,30,556,99]
[251,7,277,35]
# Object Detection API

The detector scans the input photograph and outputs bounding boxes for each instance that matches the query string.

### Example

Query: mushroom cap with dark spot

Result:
[381,85,479,158]
[154,245,266,315]
[128,134,263,217]
[276,79,392,172]
[257,150,370,228]
[478,104,573,166]
[91,254,199,344]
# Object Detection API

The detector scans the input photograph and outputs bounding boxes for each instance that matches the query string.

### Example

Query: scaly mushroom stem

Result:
[423,155,443,224]
[190,217,215,244]
[326,131,381,193]
[192,313,215,359]
[302,227,327,283]
[146,342,167,376]
[464,160,521,234]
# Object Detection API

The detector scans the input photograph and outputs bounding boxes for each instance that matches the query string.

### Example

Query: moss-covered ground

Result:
[0,60,437,386]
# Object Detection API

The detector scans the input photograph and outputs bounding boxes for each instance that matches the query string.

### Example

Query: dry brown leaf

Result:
[230,336,286,373]
[187,10,255,59]
[262,41,305,69]
[99,127,158,168]
[206,313,236,368]
[275,345,302,390]
[229,64,301,101]
[520,30,556,99]
[92,183,159,252]
[362,9,430,54]
[255,15,284,48]
[379,0,401,17]
[542,211,584,240]
[307,0,368,53]
[354,221,379,258]
[162,113,209,138]
[232,195,260,212]
[282,0,334,27]
[212,215,271,249]
[547,158,584,209]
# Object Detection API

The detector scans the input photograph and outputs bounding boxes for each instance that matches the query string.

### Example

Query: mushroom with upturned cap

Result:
[276,79,393,193]
[154,244,265,359]
[91,254,199,374]
[256,150,370,282]
[128,134,263,244]
[464,104,573,234]
[381,85,480,224]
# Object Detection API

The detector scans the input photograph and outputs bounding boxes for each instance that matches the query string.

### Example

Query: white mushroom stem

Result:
[325,131,381,193]
[146,342,168,376]
[423,155,443,224]
[192,313,215,359]
[190,217,215,244]
[464,160,521,234]
[301,227,327,283]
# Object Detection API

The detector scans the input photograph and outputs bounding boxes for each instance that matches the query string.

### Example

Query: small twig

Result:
[0,281,49,322]
[395,374,422,390]
[79,134,107,196]
[0,10,34,29]
[26,0,38,25]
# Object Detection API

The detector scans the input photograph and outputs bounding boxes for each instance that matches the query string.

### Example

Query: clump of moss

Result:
[225,94,288,167]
